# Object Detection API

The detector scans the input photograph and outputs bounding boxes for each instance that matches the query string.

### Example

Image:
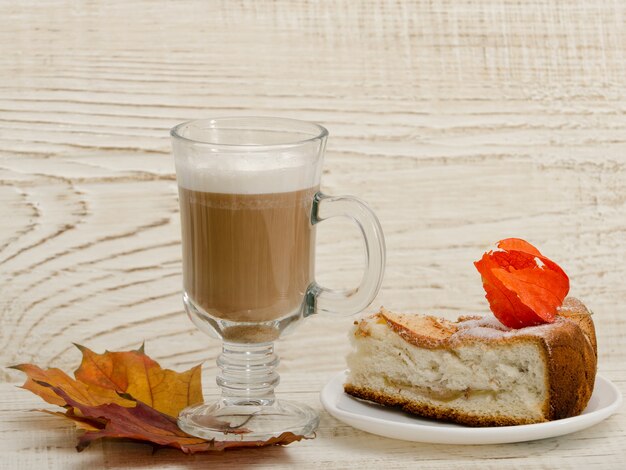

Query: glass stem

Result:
[216,342,280,406]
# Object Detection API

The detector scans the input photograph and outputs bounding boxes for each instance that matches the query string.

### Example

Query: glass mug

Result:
[171,117,385,441]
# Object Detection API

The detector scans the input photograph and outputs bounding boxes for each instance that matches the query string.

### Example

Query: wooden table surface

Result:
[1,1,625,468]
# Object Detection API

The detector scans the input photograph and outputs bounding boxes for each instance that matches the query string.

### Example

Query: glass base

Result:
[178,399,319,441]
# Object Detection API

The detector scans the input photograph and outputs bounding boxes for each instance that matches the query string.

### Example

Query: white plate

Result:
[320,371,622,445]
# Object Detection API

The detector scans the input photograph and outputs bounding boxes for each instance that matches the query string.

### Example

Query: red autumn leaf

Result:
[474,238,570,328]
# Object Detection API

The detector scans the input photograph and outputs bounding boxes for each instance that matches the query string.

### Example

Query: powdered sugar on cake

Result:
[451,296,592,345]
[452,314,569,345]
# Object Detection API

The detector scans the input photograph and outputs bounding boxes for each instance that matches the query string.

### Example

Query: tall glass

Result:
[171,117,385,441]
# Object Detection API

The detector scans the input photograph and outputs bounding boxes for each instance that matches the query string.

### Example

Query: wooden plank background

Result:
[0,0,624,468]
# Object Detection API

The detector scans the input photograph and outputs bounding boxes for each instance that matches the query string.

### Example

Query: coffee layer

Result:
[179,186,317,323]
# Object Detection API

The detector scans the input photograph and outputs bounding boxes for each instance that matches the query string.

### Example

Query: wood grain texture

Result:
[0,0,624,468]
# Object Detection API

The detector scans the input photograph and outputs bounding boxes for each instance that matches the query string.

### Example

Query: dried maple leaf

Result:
[41,382,306,453]
[474,238,570,328]
[39,409,102,432]
[11,344,311,453]
[42,384,213,453]
[10,364,134,408]
[73,344,202,418]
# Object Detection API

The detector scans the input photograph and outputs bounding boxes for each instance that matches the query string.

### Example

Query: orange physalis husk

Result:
[474,238,570,329]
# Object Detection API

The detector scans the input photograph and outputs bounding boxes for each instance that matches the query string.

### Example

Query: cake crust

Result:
[344,383,543,426]
[345,297,597,427]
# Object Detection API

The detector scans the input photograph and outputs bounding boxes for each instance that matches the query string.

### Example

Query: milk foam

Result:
[175,155,320,194]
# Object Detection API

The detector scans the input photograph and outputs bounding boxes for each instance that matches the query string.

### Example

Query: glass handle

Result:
[305,192,386,316]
